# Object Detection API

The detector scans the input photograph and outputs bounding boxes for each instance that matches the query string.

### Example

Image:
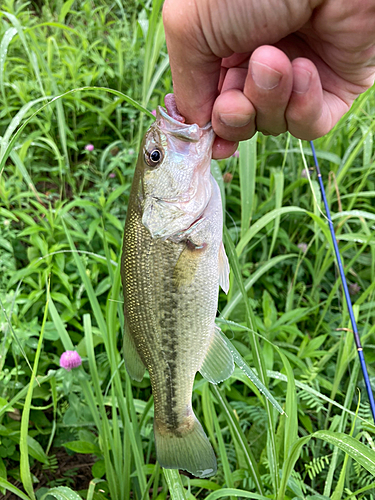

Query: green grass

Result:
[1,1,375,499]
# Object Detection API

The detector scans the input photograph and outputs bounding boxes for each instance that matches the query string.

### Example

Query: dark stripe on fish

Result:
[159,246,181,433]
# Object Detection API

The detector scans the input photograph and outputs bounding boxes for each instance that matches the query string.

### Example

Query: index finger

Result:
[163,0,222,126]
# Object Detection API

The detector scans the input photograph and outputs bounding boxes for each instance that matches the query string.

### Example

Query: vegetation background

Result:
[1,0,375,499]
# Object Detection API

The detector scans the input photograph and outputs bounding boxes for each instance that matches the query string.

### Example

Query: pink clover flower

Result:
[60,351,82,371]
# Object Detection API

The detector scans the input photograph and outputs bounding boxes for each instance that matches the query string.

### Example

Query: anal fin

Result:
[123,320,146,382]
[199,326,234,384]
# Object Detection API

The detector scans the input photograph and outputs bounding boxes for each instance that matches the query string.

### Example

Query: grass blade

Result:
[268,370,371,424]
[268,169,284,258]
[83,314,121,499]
[239,134,257,238]
[277,435,311,499]
[224,225,279,492]
[211,386,264,495]
[0,27,17,101]
[62,218,108,341]
[20,287,49,500]
[205,490,269,500]
[164,469,187,500]
[0,87,153,173]
[212,407,234,491]
[236,207,306,256]
[314,430,375,475]
[0,478,32,500]
[324,359,361,497]
[218,329,284,414]
[221,254,296,318]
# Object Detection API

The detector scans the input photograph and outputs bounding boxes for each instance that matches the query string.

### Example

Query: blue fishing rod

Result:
[309,140,375,424]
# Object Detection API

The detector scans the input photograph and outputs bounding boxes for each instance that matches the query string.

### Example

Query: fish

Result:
[121,95,233,478]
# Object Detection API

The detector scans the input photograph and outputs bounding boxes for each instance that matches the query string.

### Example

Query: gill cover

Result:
[141,107,214,239]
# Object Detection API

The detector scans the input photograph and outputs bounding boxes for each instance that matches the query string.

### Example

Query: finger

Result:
[211,67,256,155]
[285,57,354,140]
[163,0,222,126]
[220,67,247,93]
[212,88,256,142]
[243,46,293,135]
[212,138,238,160]
[163,0,313,127]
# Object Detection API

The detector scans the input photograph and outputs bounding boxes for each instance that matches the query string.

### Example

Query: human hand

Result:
[163,0,375,158]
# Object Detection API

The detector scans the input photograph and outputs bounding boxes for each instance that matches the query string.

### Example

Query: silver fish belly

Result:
[121,104,233,478]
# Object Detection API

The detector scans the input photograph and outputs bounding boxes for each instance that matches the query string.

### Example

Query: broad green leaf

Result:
[332,209,375,222]
[278,429,375,500]
[281,353,298,458]
[9,435,49,464]
[205,489,269,500]
[277,147,341,165]
[58,0,75,23]
[41,486,83,500]
[277,435,311,500]
[314,431,375,476]
[63,440,102,455]
[0,207,18,222]
[185,479,221,490]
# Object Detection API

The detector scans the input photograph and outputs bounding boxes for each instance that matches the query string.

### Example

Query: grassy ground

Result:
[1,1,375,499]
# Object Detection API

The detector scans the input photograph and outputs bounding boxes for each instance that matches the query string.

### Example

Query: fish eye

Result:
[145,148,163,167]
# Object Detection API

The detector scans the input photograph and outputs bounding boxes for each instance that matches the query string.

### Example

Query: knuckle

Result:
[163,0,197,39]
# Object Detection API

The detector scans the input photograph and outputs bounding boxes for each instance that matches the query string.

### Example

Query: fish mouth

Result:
[157,106,213,143]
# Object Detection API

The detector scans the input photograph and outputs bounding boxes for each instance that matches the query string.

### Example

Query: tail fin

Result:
[154,418,217,478]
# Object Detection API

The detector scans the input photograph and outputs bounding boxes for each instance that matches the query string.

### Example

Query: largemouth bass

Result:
[121,97,234,478]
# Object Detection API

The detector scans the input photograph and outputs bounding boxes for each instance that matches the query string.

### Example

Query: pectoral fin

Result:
[173,244,201,287]
[218,242,229,294]
[123,321,146,382]
[200,327,234,384]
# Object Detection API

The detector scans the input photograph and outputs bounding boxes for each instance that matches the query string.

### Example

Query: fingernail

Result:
[220,113,251,128]
[250,61,282,90]
[293,68,312,94]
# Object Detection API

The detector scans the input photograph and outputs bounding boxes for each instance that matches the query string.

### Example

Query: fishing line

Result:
[309,140,375,423]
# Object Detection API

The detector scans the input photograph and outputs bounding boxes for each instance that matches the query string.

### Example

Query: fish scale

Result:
[121,101,234,477]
